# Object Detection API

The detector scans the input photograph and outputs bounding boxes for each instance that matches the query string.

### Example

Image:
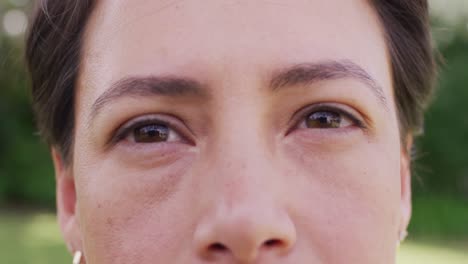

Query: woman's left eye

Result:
[296,107,361,130]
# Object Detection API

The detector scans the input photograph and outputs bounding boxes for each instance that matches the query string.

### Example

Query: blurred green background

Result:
[0,0,467,263]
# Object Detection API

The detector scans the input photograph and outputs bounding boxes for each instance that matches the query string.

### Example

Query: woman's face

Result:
[54,0,412,263]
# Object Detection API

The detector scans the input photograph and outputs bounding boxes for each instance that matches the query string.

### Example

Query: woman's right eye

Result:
[128,123,184,143]
[114,117,186,145]
[304,110,353,129]
[132,124,171,143]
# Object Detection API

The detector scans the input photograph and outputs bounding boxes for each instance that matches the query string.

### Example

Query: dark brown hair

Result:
[26,0,436,163]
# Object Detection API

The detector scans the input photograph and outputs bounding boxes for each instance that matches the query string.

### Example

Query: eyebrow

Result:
[89,60,388,123]
[270,60,388,109]
[90,76,208,121]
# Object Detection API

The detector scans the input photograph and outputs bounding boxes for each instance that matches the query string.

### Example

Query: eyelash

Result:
[287,103,366,134]
[110,103,366,146]
[110,115,190,146]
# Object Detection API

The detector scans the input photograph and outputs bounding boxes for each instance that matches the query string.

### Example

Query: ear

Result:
[399,135,413,236]
[52,148,83,254]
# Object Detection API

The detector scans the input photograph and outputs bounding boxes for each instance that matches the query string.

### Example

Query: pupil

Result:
[134,124,169,142]
[306,111,341,128]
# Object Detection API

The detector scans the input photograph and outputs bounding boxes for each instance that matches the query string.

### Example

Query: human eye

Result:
[111,115,189,145]
[293,103,366,131]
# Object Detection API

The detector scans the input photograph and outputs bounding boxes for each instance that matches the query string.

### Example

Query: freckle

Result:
[106,217,114,227]
[97,203,102,209]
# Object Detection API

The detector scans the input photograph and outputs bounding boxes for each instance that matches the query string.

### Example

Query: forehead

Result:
[79,0,391,107]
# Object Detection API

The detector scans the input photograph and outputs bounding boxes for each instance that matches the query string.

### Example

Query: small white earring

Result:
[73,251,82,264]
[399,230,408,243]
[397,230,408,248]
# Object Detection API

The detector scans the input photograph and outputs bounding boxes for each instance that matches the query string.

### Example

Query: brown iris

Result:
[133,124,169,143]
[306,111,342,129]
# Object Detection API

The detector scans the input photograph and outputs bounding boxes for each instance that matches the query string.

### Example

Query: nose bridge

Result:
[208,98,272,192]
[210,90,274,178]
[213,149,277,221]
[211,70,272,159]
[209,132,275,209]
[191,79,297,261]
[193,135,296,263]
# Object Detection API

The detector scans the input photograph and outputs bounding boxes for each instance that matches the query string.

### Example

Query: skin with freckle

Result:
[50,0,414,263]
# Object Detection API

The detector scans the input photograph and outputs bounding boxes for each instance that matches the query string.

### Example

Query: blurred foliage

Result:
[0,1,467,243]
[410,195,468,239]
[0,211,69,264]
[1,35,55,207]
[413,25,468,199]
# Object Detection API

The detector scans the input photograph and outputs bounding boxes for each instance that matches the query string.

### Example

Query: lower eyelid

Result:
[113,140,192,165]
[293,125,363,140]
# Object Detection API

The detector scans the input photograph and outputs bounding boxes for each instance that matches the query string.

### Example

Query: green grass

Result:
[397,240,468,264]
[0,211,467,264]
[0,211,69,264]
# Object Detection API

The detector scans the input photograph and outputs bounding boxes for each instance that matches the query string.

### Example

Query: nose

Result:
[192,110,297,262]
[194,196,297,263]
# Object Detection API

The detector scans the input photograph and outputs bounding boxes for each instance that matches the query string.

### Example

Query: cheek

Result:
[283,136,401,262]
[74,153,196,263]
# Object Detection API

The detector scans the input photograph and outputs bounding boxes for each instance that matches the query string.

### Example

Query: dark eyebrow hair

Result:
[89,76,208,121]
[270,60,388,110]
[90,60,387,124]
